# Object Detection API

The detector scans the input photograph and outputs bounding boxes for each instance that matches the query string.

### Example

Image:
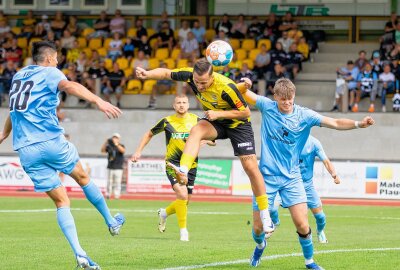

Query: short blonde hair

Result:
[273,78,296,99]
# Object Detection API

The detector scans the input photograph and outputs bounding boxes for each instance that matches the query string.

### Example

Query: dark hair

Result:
[32,41,57,63]
[193,58,213,76]
[347,60,354,65]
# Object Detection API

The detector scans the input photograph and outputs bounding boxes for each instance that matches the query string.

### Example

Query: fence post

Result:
[341,84,349,113]
[258,79,266,96]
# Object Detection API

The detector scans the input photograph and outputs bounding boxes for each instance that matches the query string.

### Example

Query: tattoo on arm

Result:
[239,155,256,162]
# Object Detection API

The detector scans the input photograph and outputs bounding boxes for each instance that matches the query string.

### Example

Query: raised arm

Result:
[321,116,374,130]
[0,114,12,144]
[236,78,258,106]
[136,67,172,80]
[130,130,154,162]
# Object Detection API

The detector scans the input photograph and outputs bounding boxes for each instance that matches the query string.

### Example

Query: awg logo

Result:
[0,162,26,181]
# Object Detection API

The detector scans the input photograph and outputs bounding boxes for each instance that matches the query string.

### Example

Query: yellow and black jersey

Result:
[171,67,249,128]
[151,113,199,168]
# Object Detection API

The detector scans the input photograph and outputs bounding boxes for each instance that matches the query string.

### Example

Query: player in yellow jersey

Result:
[136,59,275,234]
[131,95,214,241]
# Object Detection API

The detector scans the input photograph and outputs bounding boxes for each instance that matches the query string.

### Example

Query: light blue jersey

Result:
[299,136,327,182]
[9,65,67,150]
[255,96,323,180]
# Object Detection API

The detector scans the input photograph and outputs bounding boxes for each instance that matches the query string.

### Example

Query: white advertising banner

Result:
[232,160,400,200]
[0,156,108,191]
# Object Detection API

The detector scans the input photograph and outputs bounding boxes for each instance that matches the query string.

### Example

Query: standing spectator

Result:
[215,14,232,36]
[0,60,17,105]
[378,64,396,112]
[230,14,248,39]
[132,50,149,70]
[135,19,147,39]
[353,62,378,112]
[107,32,123,61]
[51,11,66,39]
[253,44,270,79]
[247,16,263,39]
[333,60,359,112]
[110,9,126,36]
[385,12,398,33]
[35,15,51,37]
[180,31,199,61]
[191,20,206,49]
[103,62,126,108]
[178,20,191,42]
[354,50,368,71]
[89,11,110,39]
[137,35,152,57]
[101,133,125,200]
[277,31,293,53]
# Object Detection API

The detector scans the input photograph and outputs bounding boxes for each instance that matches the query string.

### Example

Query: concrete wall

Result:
[0,108,397,162]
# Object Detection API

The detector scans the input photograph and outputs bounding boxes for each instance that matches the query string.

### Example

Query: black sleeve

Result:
[150,118,166,135]
[171,70,193,82]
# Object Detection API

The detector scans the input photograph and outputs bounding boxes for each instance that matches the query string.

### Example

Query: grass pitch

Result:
[0,197,399,270]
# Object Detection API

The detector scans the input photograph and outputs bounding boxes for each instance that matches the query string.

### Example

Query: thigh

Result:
[280,178,307,208]
[303,180,322,209]
[226,122,256,156]
[197,119,226,140]
[43,136,80,175]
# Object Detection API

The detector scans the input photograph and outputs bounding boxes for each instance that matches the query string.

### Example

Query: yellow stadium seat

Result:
[205,29,215,42]
[89,38,102,50]
[241,39,256,51]
[141,80,157,94]
[104,58,113,71]
[148,58,160,69]
[174,30,179,40]
[171,48,181,59]
[125,79,142,94]
[249,49,261,61]
[11,26,21,35]
[82,48,92,59]
[116,58,129,70]
[155,48,169,60]
[103,38,113,49]
[149,39,158,52]
[257,39,271,51]
[29,37,42,48]
[228,59,242,70]
[62,68,69,75]
[124,68,133,78]
[97,47,107,57]
[235,49,247,61]
[127,28,137,37]
[17,37,28,49]
[242,59,254,70]
[177,59,188,68]
[147,28,155,37]
[77,37,87,49]
[229,39,240,50]
[82,28,95,37]
[163,58,176,69]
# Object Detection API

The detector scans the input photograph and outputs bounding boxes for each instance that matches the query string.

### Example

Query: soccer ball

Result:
[205,40,233,67]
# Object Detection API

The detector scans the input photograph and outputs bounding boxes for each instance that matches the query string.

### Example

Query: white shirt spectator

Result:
[379,71,395,82]
[181,38,199,54]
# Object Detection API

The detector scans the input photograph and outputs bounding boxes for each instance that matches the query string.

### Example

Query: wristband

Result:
[354,121,360,129]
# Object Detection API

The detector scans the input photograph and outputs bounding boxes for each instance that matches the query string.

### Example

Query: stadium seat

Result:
[103,38,113,49]
[82,28,95,37]
[147,28,156,37]
[28,37,42,49]
[89,38,102,50]
[141,80,157,94]
[11,26,21,35]
[177,59,188,68]
[171,48,181,59]
[155,48,169,60]
[205,29,215,42]
[229,39,240,50]
[149,39,158,51]
[124,68,133,78]
[228,59,242,70]
[125,79,142,94]
[116,58,129,70]
[77,37,87,48]
[163,58,176,69]
[257,39,271,51]
[249,49,261,61]
[17,37,28,49]
[104,58,113,71]
[235,49,247,61]
[242,59,254,70]
[127,28,137,37]
[82,48,93,59]
[241,39,256,51]
[97,47,107,57]
[148,58,160,69]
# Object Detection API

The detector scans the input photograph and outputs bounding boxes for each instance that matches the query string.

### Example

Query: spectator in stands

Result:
[253,44,270,79]
[138,35,152,57]
[156,11,170,32]
[215,29,230,43]
[261,13,280,44]
[51,11,66,39]
[20,10,36,39]
[215,14,232,37]
[81,71,96,98]
[393,89,400,111]
[89,10,110,39]
[297,36,310,61]
[333,60,359,112]
[155,21,175,52]
[0,19,10,43]
[135,19,147,39]
[107,32,123,61]
[60,29,76,49]
[44,31,59,45]
[110,9,126,36]
[5,38,23,66]
[66,40,81,63]
[390,57,400,80]
[279,11,296,32]
[228,53,242,74]
[178,20,191,42]
[89,50,103,66]
[355,50,368,71]
[0,11,7,24]
[65,15,81,37]
[123,37,135,61]
[236,63,257,87]
[76,51,89,73]
[266,62,285,95]
[371,51,383,75]
[180,31,199,62]
[88,60,108,80]
[267,42,287,79]
[147,62,174,109]
[385,12,398,33]
[285,43,304,79]
[230,14,248,39]
[353,62,378,112]
[103,62,125,108]
[277,31,294,53]
[288,22,303,43]
[247,16,262,40]
[191,20,206,50]
[0,60,17,105]
[133,50,149,71]
[219,65,235,81]
[378,64,396,112]
[35,15,51,37]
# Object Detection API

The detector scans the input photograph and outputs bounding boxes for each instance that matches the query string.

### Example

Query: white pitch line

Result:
[158,247,400,270]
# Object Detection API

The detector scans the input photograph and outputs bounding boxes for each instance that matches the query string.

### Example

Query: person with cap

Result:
[35,14,51,37]
[101,133,126,199]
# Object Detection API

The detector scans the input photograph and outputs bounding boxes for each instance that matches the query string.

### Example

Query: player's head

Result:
[193,58,213,93]
[273,78,296,114]
[32,41,58,67]
[173,94,189,115]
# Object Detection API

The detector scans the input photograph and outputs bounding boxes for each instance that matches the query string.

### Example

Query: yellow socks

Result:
[255,194,268,211]
[165,200,177,216]
[175,199,188,229]
[180,153,196,172]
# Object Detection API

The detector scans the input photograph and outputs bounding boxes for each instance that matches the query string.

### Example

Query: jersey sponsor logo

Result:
[171,132,190,139]
[237,142,252,148]
[268,127,294,145]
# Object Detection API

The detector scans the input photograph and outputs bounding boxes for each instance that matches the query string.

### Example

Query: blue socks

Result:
[252,229,266,245]
[313,212,326,232]
[57,207,86,256]
[82,180,115,226]
[269,207,280,225]
[298,232,314,260]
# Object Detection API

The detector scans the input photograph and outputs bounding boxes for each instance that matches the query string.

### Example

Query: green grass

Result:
[0,197,399,269]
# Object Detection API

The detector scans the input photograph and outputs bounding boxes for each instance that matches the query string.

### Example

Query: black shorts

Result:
[166,164,197,194]
[202,119,256,156]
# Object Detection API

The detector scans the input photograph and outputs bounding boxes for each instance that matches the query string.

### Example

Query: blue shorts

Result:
[17,135,80,192]
[253,176,307,211]
[303,179,322,209]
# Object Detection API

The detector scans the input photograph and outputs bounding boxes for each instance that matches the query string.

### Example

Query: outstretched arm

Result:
[322,159,340,184]
[236,78,258,106]
[0,114,12,144]
[131,131,154,162]
[321,116,374,130]
[136,67,172,80]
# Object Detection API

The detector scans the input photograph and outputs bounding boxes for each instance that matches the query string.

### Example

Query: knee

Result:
[296,223,310,235]
[54,197,70,208]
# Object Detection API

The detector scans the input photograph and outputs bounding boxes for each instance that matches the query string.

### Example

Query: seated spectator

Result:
[230,14,247,39]
[132,50,149,71]
[228,53,242,74]
[215,14,232,36]
[20,10,36,39]
[333,60,359,112]
[156,11,170,33]
[378,64,396,112]
[266,42,287,79]
[5,38,23,66]
[35,15,51,37]
[393,89,400,111]
[0,19,10,43]
[285,43,304,79]
[236,63,257,91]
[137,35,152,57]
[107,32,123,61]
[51,11,66,39]
[60,29,76,49]
[65,15,81,37]
[123,37,135,61]
[279,11,296,32]
[147,62,174,109]
[247,16,262,40]
[66,40,81,63]
[89,50,103,66]
[297,37,310,61]
[370,51,383,75]
[155,21,175,51]
[89,10,110,39]
[178,20,191,42]
[353,62,378,112]
[88,60,108,80]
[390,57,400,80]
[253,44,270,79]
[214,29,230,43]
[277,31,293,53]
[44,31,60,47]
[266,62,285,96]
[76,51,89,73]
[102,62,125,108]
[180,31,199,61]
[135,19,147,39]
[110,9,126,36]
[191,20,206,49]
[0,60,17,105]
[261,13,279,44]
[219,65,235,81]
[355,50,367,71]
[288,22,303,43]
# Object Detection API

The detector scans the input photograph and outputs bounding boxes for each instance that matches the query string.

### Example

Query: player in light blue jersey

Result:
[269,135,341,244]
[0,41,125,270]
[239,78,374,269]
